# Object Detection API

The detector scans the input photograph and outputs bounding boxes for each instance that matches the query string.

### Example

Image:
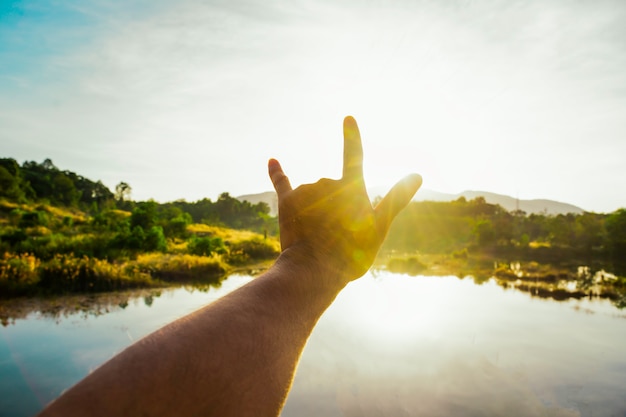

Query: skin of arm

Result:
[37,116,422,417]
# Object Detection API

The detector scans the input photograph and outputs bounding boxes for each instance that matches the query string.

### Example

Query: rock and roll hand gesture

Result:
[268,116,422,284]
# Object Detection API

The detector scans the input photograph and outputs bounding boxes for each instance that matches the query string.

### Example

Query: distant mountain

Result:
[449,190,584,215]
[236,191,279,216]
[369,187,585,215]
[237,188,585,216]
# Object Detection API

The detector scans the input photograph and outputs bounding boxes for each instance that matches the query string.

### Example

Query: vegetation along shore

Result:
[1,157,625,302]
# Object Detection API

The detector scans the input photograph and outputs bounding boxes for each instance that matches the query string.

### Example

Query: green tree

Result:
[548,214,576,246]
[115,182,132,202]
[492,211,514,245]
[145,226,167,252]
[606,209,626,257]
[0,166,24,200]
[473,219,496,247]
[21,159,56,200]
[468,197,498,217]
[52,173,80,206]
[188,236,226,256]
[0,158,30,201]
[74,178,115,210]
[131,201,159,230]
[19,210,49,228]
[524,213,549,241]
[128,226,146,250]
[574,212,605,250]
[164,213,192,239]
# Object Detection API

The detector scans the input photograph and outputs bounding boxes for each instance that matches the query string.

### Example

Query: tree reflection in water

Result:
[0,281,227,326]
[374,258,626,310]
[1,262,624,328]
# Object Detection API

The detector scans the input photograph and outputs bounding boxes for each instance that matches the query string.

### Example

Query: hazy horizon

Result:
[1,0,625,213]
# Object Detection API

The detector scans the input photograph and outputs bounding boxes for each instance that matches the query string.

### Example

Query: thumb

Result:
[374,174,422,232]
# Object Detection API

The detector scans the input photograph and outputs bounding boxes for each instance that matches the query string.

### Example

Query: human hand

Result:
[269,116,422,284]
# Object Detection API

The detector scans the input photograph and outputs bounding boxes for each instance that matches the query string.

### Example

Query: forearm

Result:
[38,249,346,417]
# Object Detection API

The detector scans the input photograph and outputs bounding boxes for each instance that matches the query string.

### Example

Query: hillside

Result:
[1,156,585,216]
[236,192,278,216]
[413,189,584,215]
[238,188,585,216]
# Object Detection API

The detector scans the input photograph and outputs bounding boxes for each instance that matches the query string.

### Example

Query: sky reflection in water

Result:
[284,274,626,417]
[1,273,625,417]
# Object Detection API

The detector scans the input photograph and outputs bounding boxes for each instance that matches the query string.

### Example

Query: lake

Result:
[1,271,626,417]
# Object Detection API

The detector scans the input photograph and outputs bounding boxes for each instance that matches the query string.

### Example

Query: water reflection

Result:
[0,281,229,327]
[378,259,626,310]
[1,262,624,328]
[0,275,252,417]
[283,274,626,417]
[0,289,160,327]
[2,272,626,417]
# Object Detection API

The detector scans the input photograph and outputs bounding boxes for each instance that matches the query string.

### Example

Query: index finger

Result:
[268,158,292,197]
[342,116,364,181]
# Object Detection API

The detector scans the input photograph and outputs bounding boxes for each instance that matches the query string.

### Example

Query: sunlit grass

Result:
[225,237,280,265]
[0,253,156,296]
[130,253,229,283]
[108,209,131,218]
[41,205,88,223]
[168,239,188,253]
[0,200,19,212]
[0,253,40,294]
[0,200,88,223]
[25,225,52,236]
[187,223,261,241]
[529,241,551,248]
[0,211,281,296]
[0,251,236,297]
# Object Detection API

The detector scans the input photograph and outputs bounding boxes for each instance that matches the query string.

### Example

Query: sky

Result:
[1,0,625,213]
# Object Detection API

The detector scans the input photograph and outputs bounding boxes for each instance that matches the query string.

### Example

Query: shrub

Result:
[129,226,146,250]
[226,237,280,264]
[164,214,192,239]
[145,226,167,252]
[38,254,152,293]
[91,210,131,231]
[109,225,166,252]
[131,253,228,283]
[8,209,24,226]
[0,228,27,246]
[19,210,48,228]
[188,236,226,257]
[0,252,40,296]
[451,248,469,259]
[130,201,158,230]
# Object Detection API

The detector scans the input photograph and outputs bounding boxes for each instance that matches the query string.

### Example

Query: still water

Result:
[1,272,625,417]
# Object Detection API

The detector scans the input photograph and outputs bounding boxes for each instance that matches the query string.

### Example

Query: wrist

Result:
[274,245,352,293]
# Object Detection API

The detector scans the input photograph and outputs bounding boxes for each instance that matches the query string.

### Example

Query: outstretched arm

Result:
[38,116,422,417]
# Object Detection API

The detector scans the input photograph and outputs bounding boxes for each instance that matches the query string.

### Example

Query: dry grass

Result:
[0,200,89,224]
[25,226,52,236]
[130,253,229,282]
[529,241,551,248]
[42,205,89,223]
[107,209,131,218]
[187,223,262,242]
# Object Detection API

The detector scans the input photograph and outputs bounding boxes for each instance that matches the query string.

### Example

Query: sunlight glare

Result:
[329,273,473,349]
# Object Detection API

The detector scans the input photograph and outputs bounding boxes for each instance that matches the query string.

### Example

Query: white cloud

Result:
[1,0,625,211]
